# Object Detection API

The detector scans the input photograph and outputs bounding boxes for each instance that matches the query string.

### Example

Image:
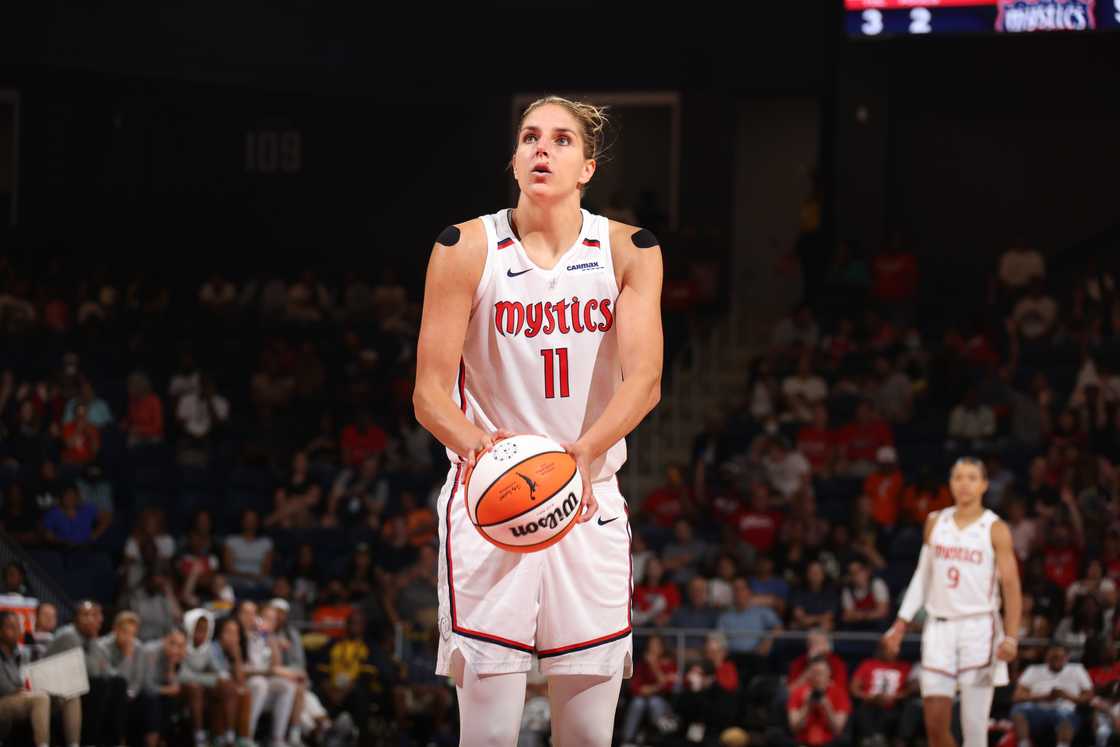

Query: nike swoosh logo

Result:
[507,268,532,277]
[597,516,619,526]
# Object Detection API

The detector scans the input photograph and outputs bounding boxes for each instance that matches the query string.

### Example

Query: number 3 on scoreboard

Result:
[541,348,571,399]
[947,566,960,589]
[861,9,883,35]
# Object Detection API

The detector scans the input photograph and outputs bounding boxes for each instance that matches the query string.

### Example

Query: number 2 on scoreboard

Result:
[541,348,570,399]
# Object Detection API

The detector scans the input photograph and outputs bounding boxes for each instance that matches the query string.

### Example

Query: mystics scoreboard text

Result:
[846,0,1120,37]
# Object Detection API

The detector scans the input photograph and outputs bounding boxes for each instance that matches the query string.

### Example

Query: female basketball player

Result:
[413,96,664,745]
[882,457,1022,747]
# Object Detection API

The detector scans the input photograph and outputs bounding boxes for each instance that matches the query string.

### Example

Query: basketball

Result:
[465,434,584,553]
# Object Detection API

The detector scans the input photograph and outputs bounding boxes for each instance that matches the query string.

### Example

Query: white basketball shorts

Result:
[920,612,1009,697]
[435,463,634,678]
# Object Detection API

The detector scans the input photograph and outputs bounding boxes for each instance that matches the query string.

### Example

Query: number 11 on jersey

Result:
[541,348,570,399]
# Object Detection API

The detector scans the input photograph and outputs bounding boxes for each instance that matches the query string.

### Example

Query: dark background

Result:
[1,4,1118,285]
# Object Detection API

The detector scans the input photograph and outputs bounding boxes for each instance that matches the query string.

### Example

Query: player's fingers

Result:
[578,484,597,523]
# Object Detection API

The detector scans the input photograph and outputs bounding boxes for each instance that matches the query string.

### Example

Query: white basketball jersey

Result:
[926,507,1001,619]
[446,208,626,483]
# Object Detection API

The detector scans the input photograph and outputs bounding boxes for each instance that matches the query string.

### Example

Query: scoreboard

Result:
[845,0,1120,37]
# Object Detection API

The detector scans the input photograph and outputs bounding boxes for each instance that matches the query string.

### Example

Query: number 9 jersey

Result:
[447,208,626,483]
[926,507,1001,619]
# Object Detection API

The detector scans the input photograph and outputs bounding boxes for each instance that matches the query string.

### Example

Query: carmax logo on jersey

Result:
[509,492,580,538]
[566,261,602,272]
[494,297,614,337]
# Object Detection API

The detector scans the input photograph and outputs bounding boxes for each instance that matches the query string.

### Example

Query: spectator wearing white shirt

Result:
[762,438,812,500]
[224,510,274,598]
[1011,642,1097,747]
[947,389,996,452]
[168,349,202,405]
[1005,498,1037,563]
[176,374,230,442]
[782,353,828,424]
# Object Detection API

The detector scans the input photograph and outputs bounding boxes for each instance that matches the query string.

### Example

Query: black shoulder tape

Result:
[631,228,659,249]
[436,225,461,247]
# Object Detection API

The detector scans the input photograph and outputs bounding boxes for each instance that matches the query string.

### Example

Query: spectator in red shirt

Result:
[310,579,354,640]
[621,634,679,743]
[836,401,894,478]
[123,371,164,446]
[340,411,387,468]
[1043,521,1083,590]
[1085,635,1120,705]
[788,630,849,693]
[798,405,837,477]
[60,403,101,467]
[642,463,690,531]
[851,641,916,747]
[632,555,680,627]
[734,482,783,554]
[871,241,918,307]
[788,659,852,747]
[704,631,740,694]
[864,446,903,528]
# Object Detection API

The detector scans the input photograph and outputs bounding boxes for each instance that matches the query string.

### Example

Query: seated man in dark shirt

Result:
[790,561,839,631]
[47,600,128,746]
[0,610,80,745]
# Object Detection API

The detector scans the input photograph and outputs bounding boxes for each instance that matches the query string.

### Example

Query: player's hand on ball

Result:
[996,637,1018,662]
[461,428,515,484]
[560,439,597,523]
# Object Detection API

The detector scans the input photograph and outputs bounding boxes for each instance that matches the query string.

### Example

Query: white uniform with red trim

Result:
[919,507,1009,696]
[435,208,633,678]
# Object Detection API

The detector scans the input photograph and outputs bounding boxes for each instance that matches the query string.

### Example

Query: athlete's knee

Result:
[468,720,521,746]
[558,716,614,747]
[923,698,954,732]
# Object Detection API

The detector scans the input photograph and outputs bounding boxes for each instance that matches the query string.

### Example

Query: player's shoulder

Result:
[922,510,941,541]
[434,217,488,253]
[428,217,488,276]
[607,219,663,288]
[608,219,662,253]
[989,516,1012,543]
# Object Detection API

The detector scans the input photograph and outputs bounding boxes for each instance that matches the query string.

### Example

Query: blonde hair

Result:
[515,96,610,195]
[114,611,140,630]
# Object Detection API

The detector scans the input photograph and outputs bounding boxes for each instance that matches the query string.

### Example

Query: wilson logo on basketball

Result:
[494,297,614,338]
[509,492,580,537]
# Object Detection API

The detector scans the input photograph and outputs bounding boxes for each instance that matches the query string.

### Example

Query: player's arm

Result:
[992,520,1022,662]
[413,221,507,467]
[563,223,662,518]
[882,512,938,655]
[574,222,662,459]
